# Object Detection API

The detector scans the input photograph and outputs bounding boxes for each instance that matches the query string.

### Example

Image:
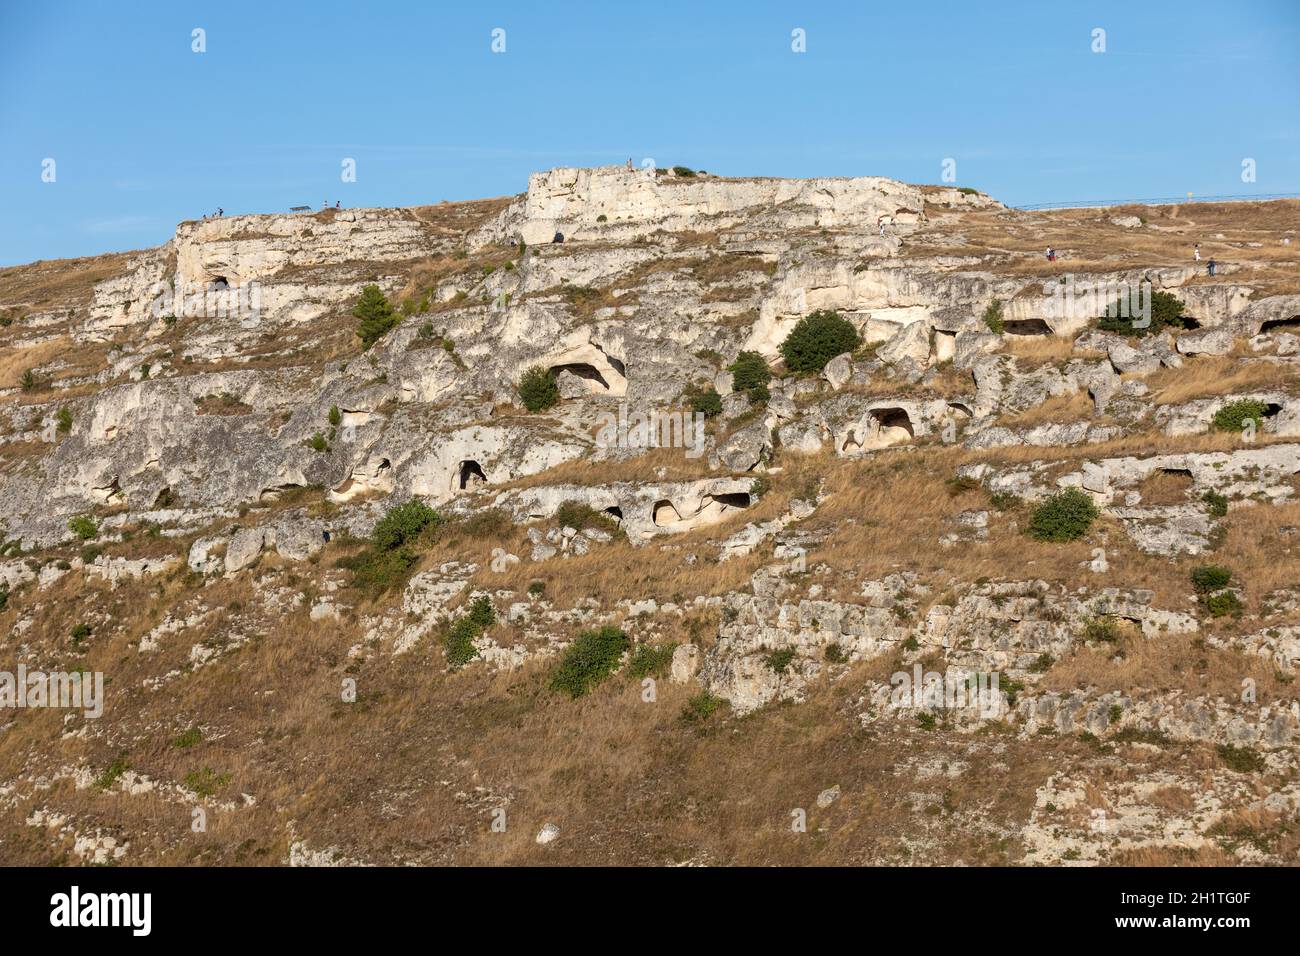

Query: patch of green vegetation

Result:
[353,284,399,350]
[681,690,726,723]
[56,407,73,433]
[1080,616,1121,644]
[1216,744,1265,773]
[989,490,1021,512]
[445,596,496,669]
[1202,490,1229,517]
[916,712,937,731]
[1028,653,1054,673]
[307,431,329,453]
[779,309,860,374]
[1211,398,1269,434]
[627,642,677,680]
[553,500,618,534]
[1203,591,1244,617]
[70,623,91,646]
[172,726,203,749]
[527,580,546,598]
[95,754,130,791]
[728,350,771,402]
[1026,488,1098,542]
[686,385,723,418]
[517,365,559,412]
[764,648,796,674]
[1190,564,1233,594]
[184,767,232,798]
[338,501,443,597]
[550,625,629,698]
[1096,289,1191,336]
[67,516,99,541]
[824,643,847,664]
[981,300,1005,334]
[372,500,442,551]
[328,405,342,428]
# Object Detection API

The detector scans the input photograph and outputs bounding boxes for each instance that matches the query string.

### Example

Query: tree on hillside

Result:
[353,284,398,350]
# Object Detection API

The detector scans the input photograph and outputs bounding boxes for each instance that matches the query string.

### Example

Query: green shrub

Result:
[824,643,847,664]
[328,405,342,427]
[372,500,441,551]
[1211,399,1268,434]
[445,618,480,668]
[527,580,546,597]
[184,767,232,797]
[172,726,203,749]
[353,284,399,349]
[1190,564,1232,594]
[682,690,725,723]
[916,712,937,731]
[0,584,9,612]
[307,432,329,453]
[70,623,91,645]
[687,386,722,418]
[1216,744,1265,773]
[1202,490,1229,517]
[550,626,629,698]
[1080,616,1120,644]
[764,648,796,674]
[67,515,99,541]
[338,546,419,596]
[1026,488,1099,542]
[1096,289,1190,336]
[465,595,495,631]
[20,369,37,391]
[95,755,130,791]
[989,490,1021,512]
[517,365,559,412]
[671,166,696,177]
[627,642,676,680]
[779,310,860,374]
[1203,591,1243,617]
[79,544,103,564]
[982,300,1005,334]
[56,407,73,433]
[553,500,618,533]
[729,350,771,400]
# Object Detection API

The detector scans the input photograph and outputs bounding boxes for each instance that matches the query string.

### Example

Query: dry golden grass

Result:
[1146,355,1298,406]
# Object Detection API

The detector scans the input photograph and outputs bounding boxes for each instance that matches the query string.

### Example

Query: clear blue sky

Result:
[1,0,1297,265]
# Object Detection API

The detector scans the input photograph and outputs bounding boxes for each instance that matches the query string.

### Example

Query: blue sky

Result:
[1,0,1297,265]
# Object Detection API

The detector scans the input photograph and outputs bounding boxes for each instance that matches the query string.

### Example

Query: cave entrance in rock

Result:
[210,275,230,291]
[652,499,682,527]
[603,505,624,524]
[933,329,957,363]
[457,459,487,491]
[865,407,914,449]
[1261,315,1300,333]
[1003,318,1053,335]
[551,362,611,392]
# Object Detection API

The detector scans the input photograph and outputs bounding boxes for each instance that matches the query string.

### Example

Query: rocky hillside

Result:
[0,165,1297,866]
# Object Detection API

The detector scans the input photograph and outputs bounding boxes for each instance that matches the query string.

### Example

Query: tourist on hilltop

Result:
[1193,243,1201,262]
[1207,258,1217,277]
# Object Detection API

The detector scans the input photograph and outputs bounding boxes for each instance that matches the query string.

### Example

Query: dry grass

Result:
[1146,355,1298,406]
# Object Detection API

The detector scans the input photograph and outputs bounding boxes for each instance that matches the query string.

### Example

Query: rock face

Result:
[3,167,1299,868]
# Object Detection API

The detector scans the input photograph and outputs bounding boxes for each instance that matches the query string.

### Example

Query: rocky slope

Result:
[0,165,1297,866]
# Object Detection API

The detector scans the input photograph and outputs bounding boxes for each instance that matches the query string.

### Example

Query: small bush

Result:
[70,623,91,645]
[184,767,232,797]
[307,432,329,453]
[729,350,771,400]
[56,407,73,433]
[682,691,725,723]
[372,500,441,551]
[20,369,37,391]
[527,580,546,597]
[1096,289,1190,336]
[824,643,847,664]
[550,626,629,698]
[916,712,937,731]
[982,300,1005,334]
[1080,616,1120,644]
[1026,488,1099,542]
[445,618,480,668]
[989,490,1021,512]
[172,726,203,749]
[764,648,796,674]
[95,755,130,791]
[1211,399,1269,434]
[79,544,103,564]
[671,166,696,177]
[1202,490,1229,517]
[67,516,99,541]
[338,546,419,597]
[517,365,559,412]
[1216,744,1265,773]
[687,386,722,418]
[779,310,860,374]
[328,406,342,427]
[627,642,676,680]
[554,500,618,534]
[1190,564,1232,594]
[353,284,399,350]
[1203,591,1244,618]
